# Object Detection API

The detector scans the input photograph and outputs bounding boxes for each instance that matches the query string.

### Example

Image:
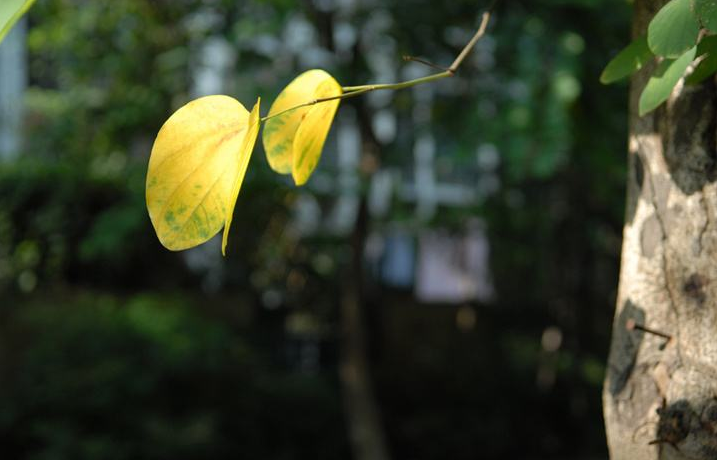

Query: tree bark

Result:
[603,1,717,459]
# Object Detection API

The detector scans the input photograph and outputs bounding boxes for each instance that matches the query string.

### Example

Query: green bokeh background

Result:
[0,0,631,458]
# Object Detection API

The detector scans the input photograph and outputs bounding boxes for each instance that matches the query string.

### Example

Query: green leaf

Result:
[0,0,36,44]
[648,0,700,58]
[695,0,717,32]
[600,36,653,84]
[639,46,696,116]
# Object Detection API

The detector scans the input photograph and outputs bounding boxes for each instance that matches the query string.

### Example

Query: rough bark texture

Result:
[603,1,717,459]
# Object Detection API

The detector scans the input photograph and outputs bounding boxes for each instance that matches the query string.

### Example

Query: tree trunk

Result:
[339,197,391,460]
[338,98,391,459]
[603,1,717,459]
[303,5,392,457]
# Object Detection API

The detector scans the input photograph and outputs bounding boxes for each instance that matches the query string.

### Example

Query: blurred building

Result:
[0,18,26,161]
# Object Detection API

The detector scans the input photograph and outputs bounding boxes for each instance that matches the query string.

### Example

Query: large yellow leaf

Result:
[146,95,260,252]
[222,98,261,255]
[263,69,342,185]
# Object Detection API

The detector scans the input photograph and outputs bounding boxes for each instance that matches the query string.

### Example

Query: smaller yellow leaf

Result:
[263,69,342,185]
[222,98,261,256]
[292,78,341,185]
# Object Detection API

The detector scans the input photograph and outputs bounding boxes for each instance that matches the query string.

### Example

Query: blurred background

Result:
[0,0,632,458]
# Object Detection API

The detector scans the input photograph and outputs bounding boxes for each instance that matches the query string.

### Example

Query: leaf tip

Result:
[252,96,261,115]
[638,101,653,117]
[292,171,307,187]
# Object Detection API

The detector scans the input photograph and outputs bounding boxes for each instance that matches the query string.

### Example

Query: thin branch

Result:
[260,88,370,123]
[402,55,450,72]
[261,6,495,123]
[340,71,452,93]
[448,11,491,73]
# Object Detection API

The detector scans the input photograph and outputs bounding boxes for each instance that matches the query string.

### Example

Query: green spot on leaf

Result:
[165,210,176,224]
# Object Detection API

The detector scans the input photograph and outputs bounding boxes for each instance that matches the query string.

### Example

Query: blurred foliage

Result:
[0,0,634,458]
[0,292,349,460]
[0,160,188,291]
[26,0,184,162]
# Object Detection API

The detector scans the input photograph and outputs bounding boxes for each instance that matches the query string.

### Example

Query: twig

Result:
[402,55,450,72]
[626,319,672,340]
[261,6,495,123]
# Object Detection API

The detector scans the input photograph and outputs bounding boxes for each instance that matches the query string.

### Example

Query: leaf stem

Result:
[260,9,492,123]
[260,88,370,122]
[341,71,453,93]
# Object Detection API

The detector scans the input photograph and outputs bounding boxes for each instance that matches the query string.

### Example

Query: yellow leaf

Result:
[146,95,260,252]
[222,98,261,256]
[292,79,342,185]
[263,69,342,185]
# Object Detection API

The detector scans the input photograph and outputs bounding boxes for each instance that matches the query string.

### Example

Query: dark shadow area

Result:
[625,150,645,225]
[664,82,717,196]
[607,300,645,396]
[653,398,717,459]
